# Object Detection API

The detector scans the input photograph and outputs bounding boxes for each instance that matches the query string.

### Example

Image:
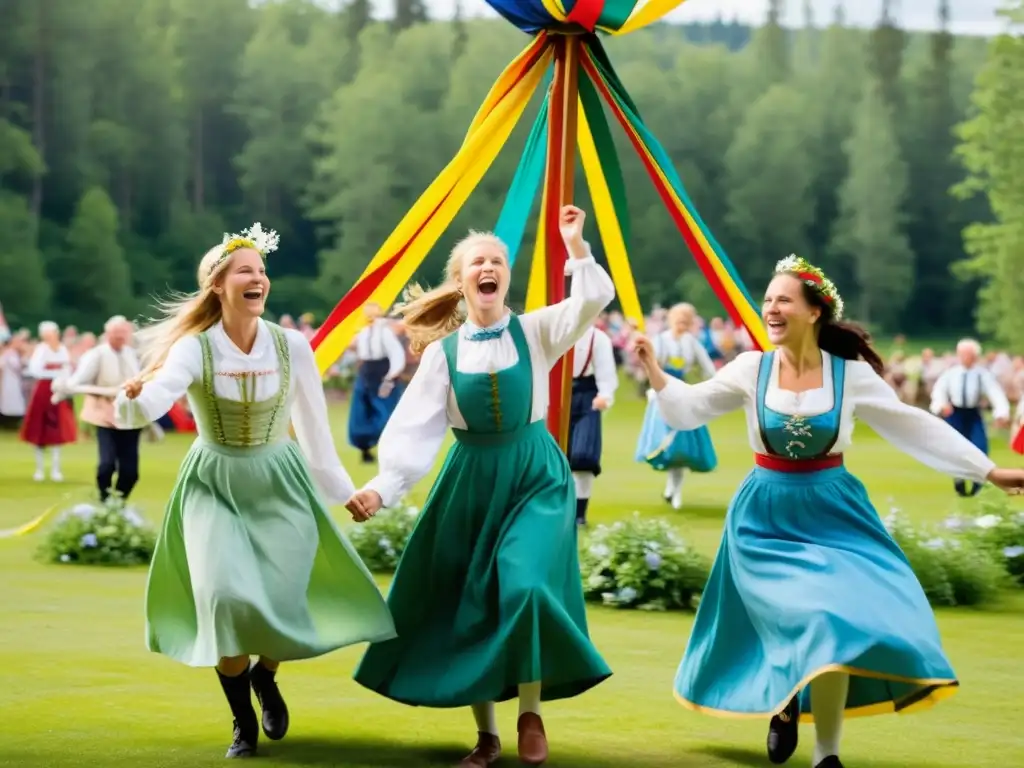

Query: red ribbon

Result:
[566,0,605,32]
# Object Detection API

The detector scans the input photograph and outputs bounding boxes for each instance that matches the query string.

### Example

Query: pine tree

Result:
[393,0,428,32]
[902,0,969,331]
[0,192,51,325]
[452,0,468,61]
[953,1,1024,348]
[868,0,907,113]
[752,0,789,87]
[62,187,133,326]
[830,76,914,326]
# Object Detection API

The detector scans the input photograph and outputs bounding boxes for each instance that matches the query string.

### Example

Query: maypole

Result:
[311,1,773,452]
[545,33,581,449]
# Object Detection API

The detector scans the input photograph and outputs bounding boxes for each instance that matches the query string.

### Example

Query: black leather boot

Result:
[217,668,259,758]
[814,757,844,768]
[250,660,289,740]
[766,695,800,764]
[575,498,589,526]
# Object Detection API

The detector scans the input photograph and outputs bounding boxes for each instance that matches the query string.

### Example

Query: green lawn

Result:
[1,387,1023,767]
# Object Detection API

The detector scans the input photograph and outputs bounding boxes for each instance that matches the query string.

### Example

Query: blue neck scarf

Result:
[464,315,509,342]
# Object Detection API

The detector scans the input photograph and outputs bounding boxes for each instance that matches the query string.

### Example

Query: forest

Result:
[0,0,1021,347]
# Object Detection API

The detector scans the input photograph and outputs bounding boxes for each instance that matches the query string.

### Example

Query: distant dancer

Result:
[348,302,406,463]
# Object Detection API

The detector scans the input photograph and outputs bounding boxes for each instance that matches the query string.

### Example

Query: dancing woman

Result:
[348,301,406,463]
[347,206,615,767]
[634,255,1024,768]
[634,303,717,510]
[116,224,395,759]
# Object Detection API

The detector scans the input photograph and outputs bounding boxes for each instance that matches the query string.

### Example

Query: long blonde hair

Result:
[395,231,508,354]
[136,245,237,377]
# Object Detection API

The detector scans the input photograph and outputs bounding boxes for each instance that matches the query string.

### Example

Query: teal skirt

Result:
[145,438,396,667]
[635,398,717,472]
[354,421,612,706]
[674,466,958,720]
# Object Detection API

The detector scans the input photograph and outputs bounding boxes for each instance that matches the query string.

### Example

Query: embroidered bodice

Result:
[192,326,292,447]
[756,351,844,459]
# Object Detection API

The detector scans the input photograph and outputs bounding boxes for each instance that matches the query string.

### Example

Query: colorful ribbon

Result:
[311,37,552,372]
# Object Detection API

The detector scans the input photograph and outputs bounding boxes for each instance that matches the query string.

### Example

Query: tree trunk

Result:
[192,109,204,212]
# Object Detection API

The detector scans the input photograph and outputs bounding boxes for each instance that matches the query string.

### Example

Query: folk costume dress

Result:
[20,343,76,448]
[635,330,717,509]
[568,326,618,525]
[114,320,395,667]
[353,252,615,708]
[657,350,994,722]
[348,319,406,460]
[929,362,1009,496]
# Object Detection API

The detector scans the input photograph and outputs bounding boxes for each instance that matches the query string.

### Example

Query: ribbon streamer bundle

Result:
[310,0,771,448]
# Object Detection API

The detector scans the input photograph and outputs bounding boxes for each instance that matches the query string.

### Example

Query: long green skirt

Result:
[354,421,612,706]
[145,439,396,666]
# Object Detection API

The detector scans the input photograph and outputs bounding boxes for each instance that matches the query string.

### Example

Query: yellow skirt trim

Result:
[673,662,959,724]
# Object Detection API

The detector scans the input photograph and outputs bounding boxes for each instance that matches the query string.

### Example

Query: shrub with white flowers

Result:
[883,505,1007,607]
[38,495,157,566]
[938,490,1024,585]
[579,513,711,611]
[347,499,420,572]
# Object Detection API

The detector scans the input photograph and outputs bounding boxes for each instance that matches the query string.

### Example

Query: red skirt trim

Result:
[19,379,77,446]
[754,453,843,473]
[1012,424,1024,455]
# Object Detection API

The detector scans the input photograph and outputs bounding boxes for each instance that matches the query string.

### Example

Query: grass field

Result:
[1,385,1023,768]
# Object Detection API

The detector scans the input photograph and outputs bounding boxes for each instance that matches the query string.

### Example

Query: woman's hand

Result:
[632,335,669,392]
[559,205,588,259]
[123,378,144,400]
[986,467,1024,495]
[345,489,383,522]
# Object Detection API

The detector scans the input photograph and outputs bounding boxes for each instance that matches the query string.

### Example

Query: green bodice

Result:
[191,324,292,448]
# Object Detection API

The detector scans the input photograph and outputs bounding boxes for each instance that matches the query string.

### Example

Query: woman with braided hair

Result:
[634,255,1024,768]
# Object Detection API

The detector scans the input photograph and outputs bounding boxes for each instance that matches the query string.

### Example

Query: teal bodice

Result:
[191,324,292,448]
[441,315,533,439]
[755,351,845,460]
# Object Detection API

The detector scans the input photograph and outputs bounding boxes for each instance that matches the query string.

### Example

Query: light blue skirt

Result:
[674,465,958,721]
[635,398,717,472]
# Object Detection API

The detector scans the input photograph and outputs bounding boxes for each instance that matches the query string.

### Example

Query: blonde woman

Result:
[116,224,395,759]
[346,206,615,767]
[634,303,717,509]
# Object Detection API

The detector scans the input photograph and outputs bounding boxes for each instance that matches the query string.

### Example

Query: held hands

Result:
[591,395,610,411]
[558,205,588,259]
[994,417,1010,430]
[986,468,1024,495]
[123,377,144,400]
[345,489,383,522]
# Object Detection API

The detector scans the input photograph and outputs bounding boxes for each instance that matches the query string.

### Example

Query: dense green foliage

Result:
[0,1,1001,340]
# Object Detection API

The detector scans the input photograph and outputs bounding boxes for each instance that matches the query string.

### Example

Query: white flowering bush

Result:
[938,490,1024,585]
[347,500,420,572]
[883,506,1007,607]
[579,513,711,611]
[38,495,157,566]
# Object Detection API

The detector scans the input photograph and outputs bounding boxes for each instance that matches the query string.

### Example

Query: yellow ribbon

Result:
[0,493,73,539]
[314,42,552,373]
[577,100,645,331]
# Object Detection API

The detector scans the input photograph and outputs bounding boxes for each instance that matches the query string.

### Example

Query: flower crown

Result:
[775,255,844,320]
[217,222,280,266]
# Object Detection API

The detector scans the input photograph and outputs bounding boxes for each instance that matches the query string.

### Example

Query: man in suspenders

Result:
[930,338,1009,496]
[567,324,618,525]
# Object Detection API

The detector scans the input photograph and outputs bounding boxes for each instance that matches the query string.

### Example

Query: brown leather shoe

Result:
[457,731,501,767]
[517,713,548,765]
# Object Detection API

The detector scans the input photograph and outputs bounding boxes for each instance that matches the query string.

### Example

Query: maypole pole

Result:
[545,33,582,450]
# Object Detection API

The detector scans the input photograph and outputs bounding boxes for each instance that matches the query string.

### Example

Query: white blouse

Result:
[355,320,406,378]
[364,253,616,507]
[572,327,618,405]
[26,344,72,380]
[654,350,995,484]
[114,320,356,505]
[654,331,716,379]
